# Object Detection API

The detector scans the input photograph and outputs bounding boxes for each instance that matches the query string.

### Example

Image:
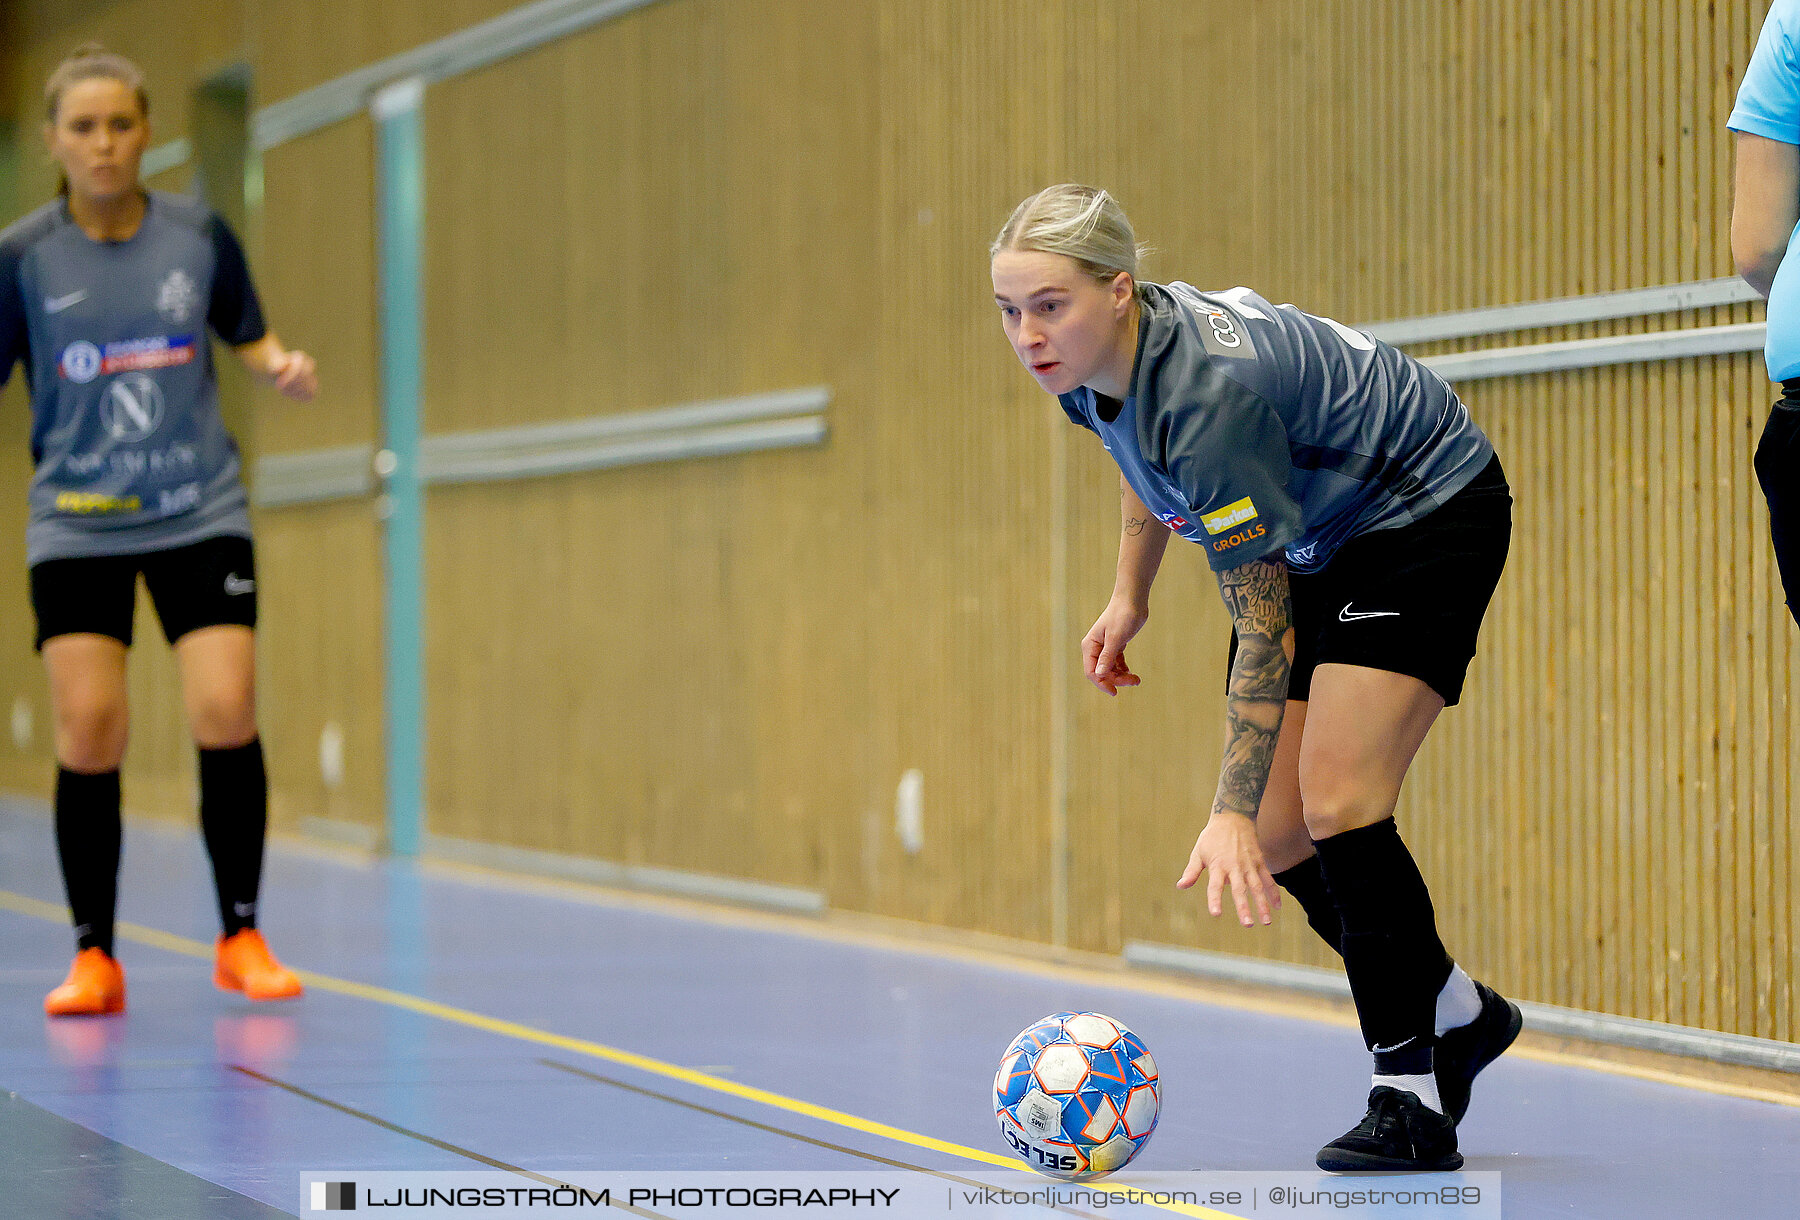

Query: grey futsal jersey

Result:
[0,191,267,565]
[1058,281,1492,574]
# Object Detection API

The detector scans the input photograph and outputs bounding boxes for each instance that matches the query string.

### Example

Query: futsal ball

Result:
[993,1011,1160,1180]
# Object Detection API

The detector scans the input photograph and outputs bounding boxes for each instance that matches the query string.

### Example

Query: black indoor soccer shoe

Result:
[1435,981,1524,1125]
[1315,1086,1463,1173]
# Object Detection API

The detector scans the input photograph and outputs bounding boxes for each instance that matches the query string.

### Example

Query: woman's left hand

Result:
[1176,811,1278,927]
[271,349,318,402]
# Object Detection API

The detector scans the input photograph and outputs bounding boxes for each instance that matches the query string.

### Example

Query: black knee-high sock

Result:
[1272,855,1343,956]
[1313,818,1453,1077]
[198,739,267,937]
[55,767,122,957]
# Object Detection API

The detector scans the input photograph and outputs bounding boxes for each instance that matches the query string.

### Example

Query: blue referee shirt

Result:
[1730,0,1800,381]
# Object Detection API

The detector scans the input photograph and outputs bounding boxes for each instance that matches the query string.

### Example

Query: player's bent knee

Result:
[1258,827,1317,874]
[1297,783,1401,841]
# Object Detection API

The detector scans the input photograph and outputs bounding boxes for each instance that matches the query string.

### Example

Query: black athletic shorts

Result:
[29,534,259,650]
[1756,380,1800,622]
[1229,454,1511,707]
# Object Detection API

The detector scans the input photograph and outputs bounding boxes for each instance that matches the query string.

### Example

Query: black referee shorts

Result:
[1756,380,1800,623]
[29,533,259,650]
[1230,455,1512,707]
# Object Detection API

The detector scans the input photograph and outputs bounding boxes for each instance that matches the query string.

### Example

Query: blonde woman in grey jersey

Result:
[0,47,317,1016]
[991,185,1522,1174]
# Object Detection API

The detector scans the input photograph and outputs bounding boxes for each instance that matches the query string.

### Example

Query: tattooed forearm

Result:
[1123,515,1148,537]
[1213,559,1294,820]
[1215,632,1287,817]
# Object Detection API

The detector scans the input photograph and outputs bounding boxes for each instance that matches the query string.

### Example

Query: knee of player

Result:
[188,692,257,746]
[1258,832,1317,875]
[1296,772,1401,840]
[55,702,128,769]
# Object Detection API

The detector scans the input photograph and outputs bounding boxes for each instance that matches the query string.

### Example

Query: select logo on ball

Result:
[999,1110,1084,1177]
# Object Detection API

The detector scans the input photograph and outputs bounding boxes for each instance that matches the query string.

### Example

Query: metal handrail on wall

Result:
[249,273,1753,508]
[254,0,669,151]
[1361,275,1766,382]
[1362,275,1761,345]
[251,388,831,508]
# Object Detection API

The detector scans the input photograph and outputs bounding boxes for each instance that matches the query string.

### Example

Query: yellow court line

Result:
[0,888,1244,1220]
[17,802,1800,1112]
[421,857,1800,1112]
[423,855,1366,1028]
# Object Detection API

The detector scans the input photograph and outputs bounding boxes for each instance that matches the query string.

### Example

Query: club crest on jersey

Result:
[1200,496,1259,535]
[158,268,199,324]
[60,341,102,383]
[101,373,165,441]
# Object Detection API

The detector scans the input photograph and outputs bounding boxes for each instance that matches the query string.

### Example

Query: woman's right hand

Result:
[1176,811,1278,927]
[1082,597,1148,695]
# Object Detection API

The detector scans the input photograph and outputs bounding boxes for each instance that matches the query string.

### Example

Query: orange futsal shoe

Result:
[213,929,304,1001]
[44,948,127,1017]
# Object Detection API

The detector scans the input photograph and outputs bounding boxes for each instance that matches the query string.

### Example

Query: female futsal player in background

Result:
[0,46,318,1015]
[990,184,1522,1172]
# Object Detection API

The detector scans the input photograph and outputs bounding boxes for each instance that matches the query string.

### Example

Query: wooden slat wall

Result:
[1077,0,1797,1039]
[418,0,880,890]
[1,0,1793,1041]
[252,118,386,836]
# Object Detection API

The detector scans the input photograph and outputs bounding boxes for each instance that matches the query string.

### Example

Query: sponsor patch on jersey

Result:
[59,335,196,381]
[1211,522,1268,553]
[55,491,141,514]
[1201,496,1259,534]
[101,334,196,375]
[1193,301,1258,359]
